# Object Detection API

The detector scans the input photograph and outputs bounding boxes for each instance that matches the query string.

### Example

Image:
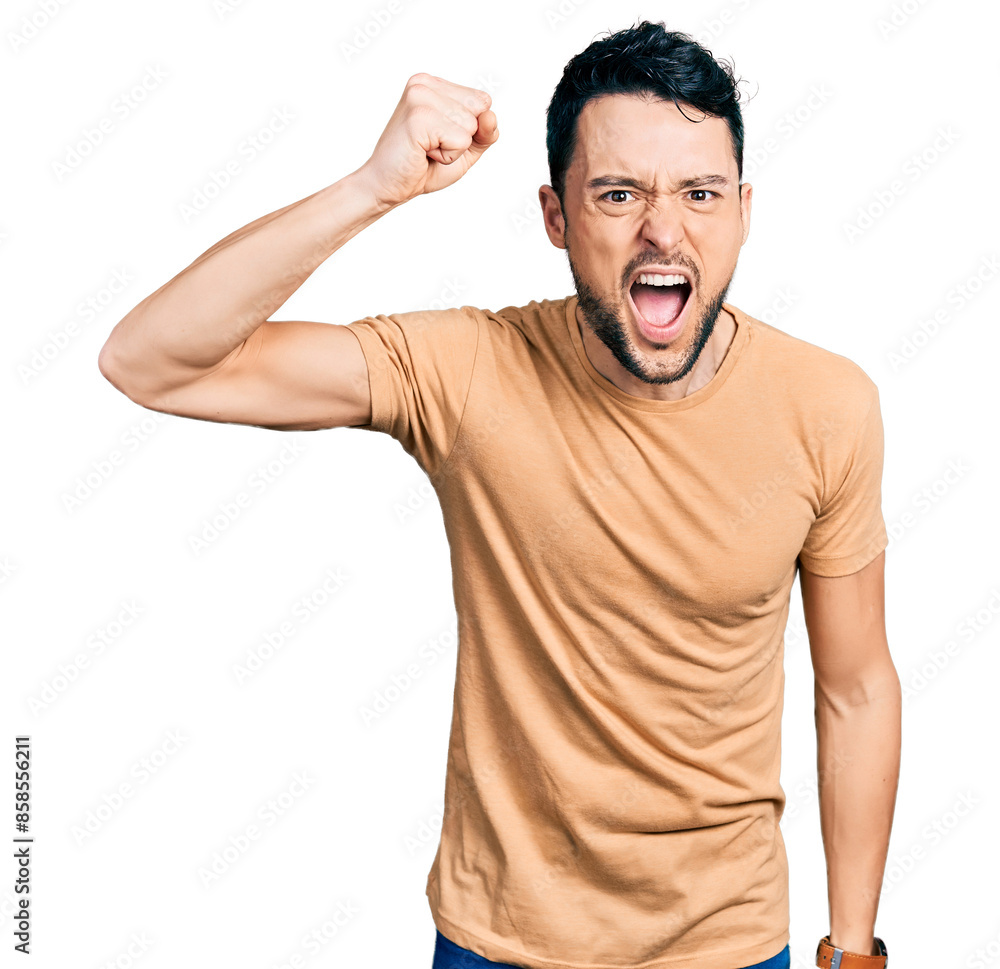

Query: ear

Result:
[538,184,568,249]
[739,182,753,246]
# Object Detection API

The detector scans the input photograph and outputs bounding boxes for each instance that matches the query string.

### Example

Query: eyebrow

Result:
[587,173,730,192]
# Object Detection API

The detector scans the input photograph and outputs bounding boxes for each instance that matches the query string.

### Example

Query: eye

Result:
[689,189,718,202]
[600,189,635,203]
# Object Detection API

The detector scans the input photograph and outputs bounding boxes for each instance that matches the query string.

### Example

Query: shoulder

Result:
[486,295,571,330]
[488,295,571,319]
[474,295,573,353]
[344,295,572,360]
[736,306,880,420]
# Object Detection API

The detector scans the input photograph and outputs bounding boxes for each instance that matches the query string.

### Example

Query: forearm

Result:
[815,671,901,954]
[99,164,395,395]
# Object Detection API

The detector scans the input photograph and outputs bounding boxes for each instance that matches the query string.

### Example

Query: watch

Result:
[815,935,888,968]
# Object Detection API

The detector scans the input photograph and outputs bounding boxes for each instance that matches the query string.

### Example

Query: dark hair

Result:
[545,20,748,207]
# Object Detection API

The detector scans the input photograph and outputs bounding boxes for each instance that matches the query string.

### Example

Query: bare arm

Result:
[98,170,391,429]
[800,551,902,957]
[98,73,498,431]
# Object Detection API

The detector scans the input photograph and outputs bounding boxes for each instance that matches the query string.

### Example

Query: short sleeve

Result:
[798,382,889,577]
[344,305,481,479]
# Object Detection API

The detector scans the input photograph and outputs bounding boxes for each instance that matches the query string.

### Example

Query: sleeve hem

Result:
[343,322,392,434]
[798,529,888,577]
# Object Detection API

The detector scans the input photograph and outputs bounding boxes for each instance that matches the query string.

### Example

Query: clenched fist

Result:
[359,73,499,209]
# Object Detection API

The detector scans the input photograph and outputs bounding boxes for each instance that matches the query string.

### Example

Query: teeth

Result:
[637,273,687,287]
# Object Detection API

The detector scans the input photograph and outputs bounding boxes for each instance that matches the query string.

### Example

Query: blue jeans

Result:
[433,929,791,969]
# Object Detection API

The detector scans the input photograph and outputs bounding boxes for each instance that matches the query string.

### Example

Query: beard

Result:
[566,237,733,387]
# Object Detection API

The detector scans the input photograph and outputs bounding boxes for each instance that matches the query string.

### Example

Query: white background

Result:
[4,0,1000,966]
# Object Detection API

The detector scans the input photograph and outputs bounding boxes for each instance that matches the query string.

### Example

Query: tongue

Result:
[632,283,686,327]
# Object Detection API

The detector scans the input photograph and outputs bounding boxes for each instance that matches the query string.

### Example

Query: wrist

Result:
[829,933,876,955]
[348,163,407,216]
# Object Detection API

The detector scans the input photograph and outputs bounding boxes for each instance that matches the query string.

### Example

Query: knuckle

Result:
[410,102,436,123]
[406,72,431,87]
[458,90,489,113]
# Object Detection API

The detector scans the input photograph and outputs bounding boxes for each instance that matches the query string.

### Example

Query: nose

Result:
[638,198,686,256]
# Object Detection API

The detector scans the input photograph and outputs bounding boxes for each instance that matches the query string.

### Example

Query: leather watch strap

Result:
[816,935,888,968]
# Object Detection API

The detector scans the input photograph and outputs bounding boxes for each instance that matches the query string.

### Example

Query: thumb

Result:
[468,109,499,155]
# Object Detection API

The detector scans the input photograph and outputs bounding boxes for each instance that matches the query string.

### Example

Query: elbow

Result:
[99,309,149,400]
[815,668,901,714]
[98,341,129,395]
[97,340,117,384]
[98,340,151,409]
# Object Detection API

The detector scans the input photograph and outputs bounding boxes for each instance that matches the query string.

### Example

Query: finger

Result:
[421,74,492,115]
[427,146,462,164]
[426,120,476,164]
[407,79,493,165]
[425,87,489,142]
[418,106,484,164]
[429,108,497,165]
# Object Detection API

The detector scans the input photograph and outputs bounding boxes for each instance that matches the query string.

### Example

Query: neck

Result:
[576,303,737,401]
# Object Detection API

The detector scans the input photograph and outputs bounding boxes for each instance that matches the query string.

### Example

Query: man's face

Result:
[540,93,752,387]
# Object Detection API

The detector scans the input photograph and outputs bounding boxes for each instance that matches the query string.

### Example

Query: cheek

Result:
[698,228,742,277]
[575,240,621,286]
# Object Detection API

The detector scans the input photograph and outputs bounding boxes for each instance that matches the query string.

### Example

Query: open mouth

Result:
[628,274,692,333]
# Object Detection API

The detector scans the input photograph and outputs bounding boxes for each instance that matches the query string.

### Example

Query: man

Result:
[98,20,901,969]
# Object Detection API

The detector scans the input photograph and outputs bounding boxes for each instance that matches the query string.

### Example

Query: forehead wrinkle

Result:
[584,172,731,193]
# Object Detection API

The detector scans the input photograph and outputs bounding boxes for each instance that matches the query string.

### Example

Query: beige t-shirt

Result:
[345,296,888,969]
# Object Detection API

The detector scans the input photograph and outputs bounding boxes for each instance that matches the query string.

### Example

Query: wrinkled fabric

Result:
[346,296,888,969]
